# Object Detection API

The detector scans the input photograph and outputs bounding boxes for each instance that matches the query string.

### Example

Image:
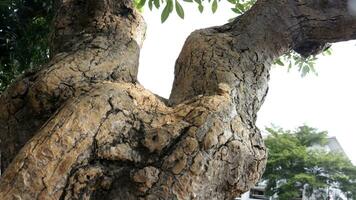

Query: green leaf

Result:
[211,0,218,13]
[301,66,310,77]
[288,61,292,72]
[231,7,242,14]
[136,0,146,9]
[168,0,174,12]
[309,65,315,73]
[275,58,284,66]
[148,0,153,10]
[161,2,172,23]
[153,0,160,8]
[322,48,332,56]
[298,62,303,71]
[175,0,184,19]
[235,2,245,11]
[183,0,193,2]
[198,3,204,13]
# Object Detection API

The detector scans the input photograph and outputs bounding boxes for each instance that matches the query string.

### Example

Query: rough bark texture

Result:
[0,0,146,171]
[1,0,356,199]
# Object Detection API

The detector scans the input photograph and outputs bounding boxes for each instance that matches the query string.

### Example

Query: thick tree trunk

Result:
[1,0,356,199]
[0,0,145,171]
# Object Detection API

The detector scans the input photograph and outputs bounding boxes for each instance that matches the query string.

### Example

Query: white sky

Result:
[138,2,356,164]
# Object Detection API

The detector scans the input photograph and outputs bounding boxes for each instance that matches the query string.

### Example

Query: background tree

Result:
[263,125,356,200]
[0,0,355,199]
[0,0,52,91]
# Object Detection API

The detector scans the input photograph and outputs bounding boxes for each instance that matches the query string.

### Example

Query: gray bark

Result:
[0,0,356,199]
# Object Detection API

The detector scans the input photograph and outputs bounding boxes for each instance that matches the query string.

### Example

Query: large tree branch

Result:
[0,0,145,171]
[170,0,356,106]
[291,0,356,56]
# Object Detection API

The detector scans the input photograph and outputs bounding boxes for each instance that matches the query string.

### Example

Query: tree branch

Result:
[0,0,146,172]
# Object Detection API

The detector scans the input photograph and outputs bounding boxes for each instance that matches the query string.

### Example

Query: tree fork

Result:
[1,0,356,199]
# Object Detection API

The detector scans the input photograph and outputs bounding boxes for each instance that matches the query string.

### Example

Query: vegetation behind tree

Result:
[263,125,356,200]
[0,0,52,91]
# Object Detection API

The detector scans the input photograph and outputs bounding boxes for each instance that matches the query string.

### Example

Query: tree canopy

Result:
[263,125,356,200]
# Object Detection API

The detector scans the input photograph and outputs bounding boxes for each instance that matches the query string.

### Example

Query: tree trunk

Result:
[0,0,355,199]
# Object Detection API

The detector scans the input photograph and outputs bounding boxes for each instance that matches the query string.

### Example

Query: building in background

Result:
[237,137,350,200]
[311,136,347,157]
[237,181,270,200]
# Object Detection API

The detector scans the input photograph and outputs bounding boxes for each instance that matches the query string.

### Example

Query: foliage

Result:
[0,0,52,91]
[134,0,256,23]
[263,125,356,200]
[274,48,332,77]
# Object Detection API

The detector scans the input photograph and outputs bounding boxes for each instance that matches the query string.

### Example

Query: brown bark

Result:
[0,0,145,171]
[1,0,356,199]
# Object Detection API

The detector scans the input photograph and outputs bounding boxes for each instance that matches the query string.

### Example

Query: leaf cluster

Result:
[0,0,52,91]
[263,125,356,200]
[274,49,332,77]
[134,0,256,23]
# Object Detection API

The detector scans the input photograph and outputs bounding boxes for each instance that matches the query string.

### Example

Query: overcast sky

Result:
[137,2,356,164]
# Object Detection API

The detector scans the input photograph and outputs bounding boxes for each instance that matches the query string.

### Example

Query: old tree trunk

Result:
[0,0,356,199]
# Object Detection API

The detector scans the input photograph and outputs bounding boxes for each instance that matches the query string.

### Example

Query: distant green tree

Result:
[263,125,356,200]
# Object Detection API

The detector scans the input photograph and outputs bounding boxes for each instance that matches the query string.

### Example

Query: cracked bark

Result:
[1,0,356,199]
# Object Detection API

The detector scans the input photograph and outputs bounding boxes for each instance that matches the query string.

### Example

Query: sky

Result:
[137,2,356,164]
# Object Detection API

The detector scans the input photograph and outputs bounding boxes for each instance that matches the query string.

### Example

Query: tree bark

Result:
[1,0,356,199]
[0,0,146,171]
